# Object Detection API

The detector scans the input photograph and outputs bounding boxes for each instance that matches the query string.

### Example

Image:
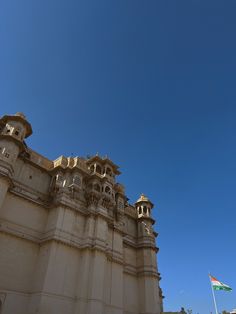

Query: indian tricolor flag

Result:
[210,275,232,291]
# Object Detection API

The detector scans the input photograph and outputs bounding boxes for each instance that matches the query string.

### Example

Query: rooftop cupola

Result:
[135,193,154,219]
[0,112,32,142]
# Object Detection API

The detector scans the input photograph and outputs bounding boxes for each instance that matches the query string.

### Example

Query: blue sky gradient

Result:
[1,1,236,313]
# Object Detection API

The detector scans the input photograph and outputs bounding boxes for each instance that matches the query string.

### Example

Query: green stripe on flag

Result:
[213,285,232,291]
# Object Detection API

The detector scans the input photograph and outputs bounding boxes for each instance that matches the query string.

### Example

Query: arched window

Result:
[143,206,147,214]
[94,183,100,192]
[106,167,112,176]
[90,164,95,173]
[96,164,102,174]
[139,207,142,215]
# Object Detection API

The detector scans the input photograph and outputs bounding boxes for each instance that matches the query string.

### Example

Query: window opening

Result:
[96,165,102,174]
[105,186,111,194]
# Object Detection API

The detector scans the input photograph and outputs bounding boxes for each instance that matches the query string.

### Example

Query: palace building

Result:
[0,112,163,314]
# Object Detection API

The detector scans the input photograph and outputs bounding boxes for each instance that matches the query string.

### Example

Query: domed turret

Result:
[0,112,32,141]
[0,113,32,177]
[135,193,153,218]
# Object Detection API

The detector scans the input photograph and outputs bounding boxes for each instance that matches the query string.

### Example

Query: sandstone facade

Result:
[0,113,163,314]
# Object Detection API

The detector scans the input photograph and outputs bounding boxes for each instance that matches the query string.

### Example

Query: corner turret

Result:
[0,112,32,177]
[0,112,32,141]
[135,193,155,237]
[134,194,162,313]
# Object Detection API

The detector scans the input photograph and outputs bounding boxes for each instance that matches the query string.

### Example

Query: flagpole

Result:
[209,274,219,314]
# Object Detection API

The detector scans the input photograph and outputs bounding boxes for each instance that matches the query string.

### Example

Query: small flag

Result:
[210,275,232,291]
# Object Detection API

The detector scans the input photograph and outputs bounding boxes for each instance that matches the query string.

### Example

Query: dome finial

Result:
[136,193,150,204]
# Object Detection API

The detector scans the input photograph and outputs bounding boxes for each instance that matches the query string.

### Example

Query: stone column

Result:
[74,214,98,314]
[109,229,123,314]
[86,250,107,314]
[73,249,92,314]
[86,215,107,314]
[74,213,108,314]
[28,204,78,314]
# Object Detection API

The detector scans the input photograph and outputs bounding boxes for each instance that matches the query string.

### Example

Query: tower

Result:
[0,112,32,208]
[135,194,163,314]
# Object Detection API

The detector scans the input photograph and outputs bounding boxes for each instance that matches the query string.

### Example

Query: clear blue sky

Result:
[1,1,236,313]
